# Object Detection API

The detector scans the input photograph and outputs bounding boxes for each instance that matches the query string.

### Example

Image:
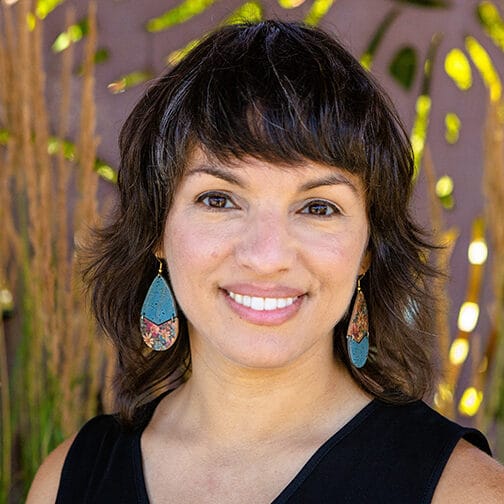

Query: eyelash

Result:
[300,200,341,217]
[196,192,341,217]
[196,192,238,210]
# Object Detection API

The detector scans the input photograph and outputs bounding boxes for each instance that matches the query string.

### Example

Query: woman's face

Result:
[161,148,370,370]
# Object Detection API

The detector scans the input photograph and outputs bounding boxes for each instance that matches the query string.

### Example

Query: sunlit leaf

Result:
[95,162,117,183]
[36,0,65,19]
[476,1,504,53]
[411,33,442,179]
[146,0,217,33]
[444,113,461,144]
[166,2,262,66]
[444,48,472,90]
[411,94,431,179]
[304,0,334,26]
[52,18,88,53]
[466,35,501,101]
[389,46,417,89]
[107,71,153,94]
[278,0,306,8]
[166,39,201,66]
[361,9,400,70]
[224,1,262,24]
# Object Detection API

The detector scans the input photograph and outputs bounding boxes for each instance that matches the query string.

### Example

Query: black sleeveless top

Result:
[55,398,491,503]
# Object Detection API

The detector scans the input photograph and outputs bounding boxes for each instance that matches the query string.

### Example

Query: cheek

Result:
[300,225,368,268]
[163,216,234,278]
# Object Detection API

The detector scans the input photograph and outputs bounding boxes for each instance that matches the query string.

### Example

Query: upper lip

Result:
[221,283,306,298]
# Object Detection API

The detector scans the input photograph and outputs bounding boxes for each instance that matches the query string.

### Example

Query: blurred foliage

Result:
[146,0,217,32]
[304,0,334,26]
[3,1,504,502]
[52,18,88,52]
[445,48,473,90]
[361,9,400,70]
[36,0,66,19]
[166,1,263,66]
[389,46,417,89]
[477,0,504,52]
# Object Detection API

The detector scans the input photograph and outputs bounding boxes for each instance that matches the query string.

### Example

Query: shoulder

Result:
[26,415,121,504]
[26,435,76,504]
[433,438,504,503]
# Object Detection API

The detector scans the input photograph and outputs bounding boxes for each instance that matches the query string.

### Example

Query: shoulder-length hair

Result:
[83,20,438,427]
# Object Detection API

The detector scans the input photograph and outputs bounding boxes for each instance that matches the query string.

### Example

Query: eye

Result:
[300,200,340,217]
[197,192,237,209]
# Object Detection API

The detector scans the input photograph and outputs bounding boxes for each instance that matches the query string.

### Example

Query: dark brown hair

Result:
[83,20,438,426]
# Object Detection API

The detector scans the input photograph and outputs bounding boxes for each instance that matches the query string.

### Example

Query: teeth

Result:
[251,297,265,310]
[228,291,297,311]
[264,298,277,310]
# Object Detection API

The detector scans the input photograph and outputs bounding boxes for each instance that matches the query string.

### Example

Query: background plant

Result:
[1,0,504,501]
[0,1,114,501]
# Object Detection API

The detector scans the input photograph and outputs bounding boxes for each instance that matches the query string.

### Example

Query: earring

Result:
[140,259,179,351]
[346,275,369,368]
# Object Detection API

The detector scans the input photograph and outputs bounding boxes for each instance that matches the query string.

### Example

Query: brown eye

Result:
[301,201,338,217]
[198,192,236,209]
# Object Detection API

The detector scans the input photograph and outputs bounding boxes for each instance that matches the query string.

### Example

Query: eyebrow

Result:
[186,163,358,195]
[300,173,358,195]
[185,165,247,188]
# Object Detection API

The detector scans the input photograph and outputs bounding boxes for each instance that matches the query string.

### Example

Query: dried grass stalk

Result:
[423,146,458,417]
[482,98,504,450]
[0,0,113,499]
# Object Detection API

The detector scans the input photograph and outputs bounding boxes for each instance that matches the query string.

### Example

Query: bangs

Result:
[163,22,375,174]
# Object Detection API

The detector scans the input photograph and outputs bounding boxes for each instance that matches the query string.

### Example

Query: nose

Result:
[235,209,297,275]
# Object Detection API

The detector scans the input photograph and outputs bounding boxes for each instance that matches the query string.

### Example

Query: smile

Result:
[227,291,298,311]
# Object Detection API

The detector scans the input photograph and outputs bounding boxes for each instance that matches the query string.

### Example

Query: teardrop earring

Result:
[140,259,179,351]
[346,275,369,368]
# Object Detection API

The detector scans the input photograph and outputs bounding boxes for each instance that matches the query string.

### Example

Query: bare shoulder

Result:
[26,435,76,504]
[432,438,504,504]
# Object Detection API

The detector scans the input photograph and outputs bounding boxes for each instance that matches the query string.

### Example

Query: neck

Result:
[155,341,371,447]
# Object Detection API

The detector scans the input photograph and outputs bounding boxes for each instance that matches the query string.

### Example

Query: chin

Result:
[218,338,311,371]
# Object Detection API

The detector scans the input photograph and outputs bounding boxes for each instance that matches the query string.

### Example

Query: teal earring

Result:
[346,275,369,368]
[140,259,179,351]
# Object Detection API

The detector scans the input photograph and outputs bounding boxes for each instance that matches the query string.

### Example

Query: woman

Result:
[28,20,504,503]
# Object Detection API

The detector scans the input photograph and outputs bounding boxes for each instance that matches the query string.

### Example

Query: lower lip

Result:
[222,290,304,326]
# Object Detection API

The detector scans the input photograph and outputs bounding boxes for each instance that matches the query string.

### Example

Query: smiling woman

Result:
[163,149,369,370]
[27,20,504,504]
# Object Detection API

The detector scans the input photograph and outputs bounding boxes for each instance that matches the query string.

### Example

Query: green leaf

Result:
[476,1,504,54]
[36,0,66,19]
[51,18,89,53]
[224,1,263,24]
[361,9,400,70]
[94,48,110,65]
[304,0,335,26]
[146,0,217,33]
[389,46,417,89]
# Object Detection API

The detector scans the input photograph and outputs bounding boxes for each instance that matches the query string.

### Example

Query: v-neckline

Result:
[132,398,380,504]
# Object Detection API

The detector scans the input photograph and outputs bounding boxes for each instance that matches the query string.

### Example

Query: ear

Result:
[358,249,372,276]
[154,241,165,260]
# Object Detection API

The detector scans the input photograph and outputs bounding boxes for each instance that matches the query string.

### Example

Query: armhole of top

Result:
[55,415,119,503]
[422,427,492,504]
